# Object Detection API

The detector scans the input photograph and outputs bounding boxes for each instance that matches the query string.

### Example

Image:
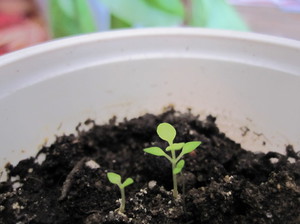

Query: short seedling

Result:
[107,172,134,214]
[144,123,201,198]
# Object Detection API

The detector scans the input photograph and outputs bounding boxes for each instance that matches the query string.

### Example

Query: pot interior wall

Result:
[0,29,299,176]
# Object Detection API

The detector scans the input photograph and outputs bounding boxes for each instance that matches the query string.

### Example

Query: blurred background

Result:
[0,0,299,55]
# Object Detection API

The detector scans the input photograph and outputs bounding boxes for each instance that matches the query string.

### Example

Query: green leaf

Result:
[55,0,75,18]
[173,167,181,175]
[173,160,185,175]
[107,172,121,185]
[166,143,185,151]
[122,178,134,188]
[74,0,97,33]
[111,14,131,29]
[97,0,182,27]
[145,0,184,17]
[190,0,248,31]
[144,147,167,157]
[157,123,176,145]
[177,159,185,169]
[49,0,97,38]
[182,141,201,155]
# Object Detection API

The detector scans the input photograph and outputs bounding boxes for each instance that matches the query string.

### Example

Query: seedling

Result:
[107,172,134,213]
[143,123,201,198]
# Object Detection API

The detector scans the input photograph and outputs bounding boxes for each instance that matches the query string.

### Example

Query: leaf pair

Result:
[107,172,134,188]
[143,122,201,174]
[157,123,201,149]
[144,141,201,156]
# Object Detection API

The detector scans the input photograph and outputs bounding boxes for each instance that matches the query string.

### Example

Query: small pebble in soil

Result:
[148,180,157,190]
[288,157,296,163]
[266,212,273,219]
[270,158,279,164]
[85,160,100,169]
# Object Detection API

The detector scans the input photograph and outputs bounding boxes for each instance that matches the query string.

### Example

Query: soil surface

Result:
[1,108,300,224]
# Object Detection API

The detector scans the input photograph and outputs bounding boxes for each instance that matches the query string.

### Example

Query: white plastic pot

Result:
[0,28,300,177]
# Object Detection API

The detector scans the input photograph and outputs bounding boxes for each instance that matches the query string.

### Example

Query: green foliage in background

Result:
[99,0,183,27]
[49,0,248,38]
[49,0,97,38]
[145,0,185,17]
[190,0,248,30]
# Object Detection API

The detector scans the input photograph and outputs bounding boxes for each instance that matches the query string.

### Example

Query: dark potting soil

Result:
[0,108,299,224]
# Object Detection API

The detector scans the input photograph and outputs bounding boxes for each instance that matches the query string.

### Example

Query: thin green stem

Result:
[175,152,184,164]
[172,162,178,198]
[164,153,173,163]
[171,150,178,198]
[119,186,126,213]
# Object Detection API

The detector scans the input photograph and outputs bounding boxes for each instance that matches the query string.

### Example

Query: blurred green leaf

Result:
[55,1,75,18]
[74,0,97,33]
[97,0,182,26]
[190,0,248,30]
[49,0,97,38]
[111,14,131,29]
[145,0,184,17]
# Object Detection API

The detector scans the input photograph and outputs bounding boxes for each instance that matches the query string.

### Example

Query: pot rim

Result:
[1,27,300,66]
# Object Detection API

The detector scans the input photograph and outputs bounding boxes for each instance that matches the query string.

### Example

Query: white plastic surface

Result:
[0,28,300,176]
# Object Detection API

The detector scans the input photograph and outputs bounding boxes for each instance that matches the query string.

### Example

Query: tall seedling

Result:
[143,123,201,198]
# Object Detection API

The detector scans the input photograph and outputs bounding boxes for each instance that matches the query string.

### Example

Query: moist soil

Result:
[0,109,299,224]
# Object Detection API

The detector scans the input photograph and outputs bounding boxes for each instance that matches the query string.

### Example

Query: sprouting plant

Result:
[143,123,201,198]
[107,172,134,213]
